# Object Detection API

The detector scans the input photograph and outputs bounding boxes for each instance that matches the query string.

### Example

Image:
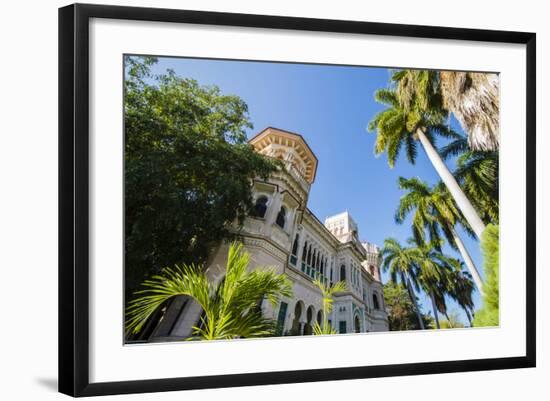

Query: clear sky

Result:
[148,56,483,325]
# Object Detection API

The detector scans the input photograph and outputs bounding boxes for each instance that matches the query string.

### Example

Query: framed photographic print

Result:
[58,3,536,397]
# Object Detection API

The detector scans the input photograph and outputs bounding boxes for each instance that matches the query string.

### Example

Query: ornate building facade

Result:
[148,127,389,341]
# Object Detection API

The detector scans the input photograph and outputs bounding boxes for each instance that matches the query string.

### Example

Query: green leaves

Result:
[473,224,499,327]
[440,132,499,225]
[125,261,212,335]
[312,321,338,335]
[381,237,421,291]
[126,242,293,340]
[368,69,447,169]
[383,281,433,331]
[455,150,499,225]
[124,56,277,296]
[381,236,475,329]
[311,278,347,335]
[395,177,466,251]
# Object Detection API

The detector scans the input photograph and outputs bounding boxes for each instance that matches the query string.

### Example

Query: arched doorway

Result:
[291,301,304,336]
[303,306,315,335]
[373,293,380,310]
[354,314,361,333]
[316,310,323,325]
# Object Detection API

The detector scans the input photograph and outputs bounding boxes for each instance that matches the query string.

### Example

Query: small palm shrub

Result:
[126,242,293,340]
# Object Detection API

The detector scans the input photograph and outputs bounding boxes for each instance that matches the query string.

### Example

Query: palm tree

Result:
[370,70,486,238]
[312,279,347,335]
[395,176,484,292]
[440,133,499,225]
[410,240,452,329]
[410,239,475,329]
[381,238,425,329]
[439,71,499,152]
[125,242,293,340]
[445,258,476,326]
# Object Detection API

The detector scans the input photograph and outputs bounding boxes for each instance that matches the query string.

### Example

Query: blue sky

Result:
[146,56,484,326]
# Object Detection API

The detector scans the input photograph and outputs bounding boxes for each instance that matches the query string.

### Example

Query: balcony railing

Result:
[294,260,329,284]
[282,161,310,191]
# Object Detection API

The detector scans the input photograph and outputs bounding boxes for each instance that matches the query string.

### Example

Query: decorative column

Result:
[262,191,282,235]
[295,231,304,267]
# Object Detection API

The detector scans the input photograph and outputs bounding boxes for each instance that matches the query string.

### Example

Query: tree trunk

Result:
[465,311,472,327]
[449,224,484,293]
[416,128,486,238]
[443,311,453,328]
[430,292,441,329]
[405,274,425,330]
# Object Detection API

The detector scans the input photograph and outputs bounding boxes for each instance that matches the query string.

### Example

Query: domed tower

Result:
[244,127,318,252]
[249,127,317,187]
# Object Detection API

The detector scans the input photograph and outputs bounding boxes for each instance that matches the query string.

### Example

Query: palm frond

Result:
[126,242,293,340]
[439,133,469,160]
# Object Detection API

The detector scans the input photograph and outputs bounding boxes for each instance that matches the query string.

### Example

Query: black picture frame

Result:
[59,3,536,397]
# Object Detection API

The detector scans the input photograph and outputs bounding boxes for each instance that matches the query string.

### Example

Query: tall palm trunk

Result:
[449,224,484,293]
[443,311,454,328]
[405,273,425,330]
[430,292,441,329]
[465,311,472,327]
[416,128,486,239]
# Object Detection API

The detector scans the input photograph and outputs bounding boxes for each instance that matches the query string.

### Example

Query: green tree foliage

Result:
[410,239,474,329]
[412,239,453,329]
[126,242,293,340]
[369,69,487,240]
[473,224,500,327]
[443,258,475,325]
[381,238,426,329]
[395,176,483,293]
[440,133,499,225]
[383,281,434,331]
[311,279,347,335]
[395,177,471,250]
[124,56,277,297]
[368,69,455,168]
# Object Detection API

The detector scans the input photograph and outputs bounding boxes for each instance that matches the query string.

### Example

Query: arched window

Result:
[292,302,303,336]
[316,310,323,325]
[290,234,299,266]
[311,249,317,270]
[369,265,376,276]
[340,265,346,281]
[291,234,299,256]
[276,206,286,228]
[253,196,268,218]
[304,306,314,335]
[373,293,380,310]
[301,241,308,272]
